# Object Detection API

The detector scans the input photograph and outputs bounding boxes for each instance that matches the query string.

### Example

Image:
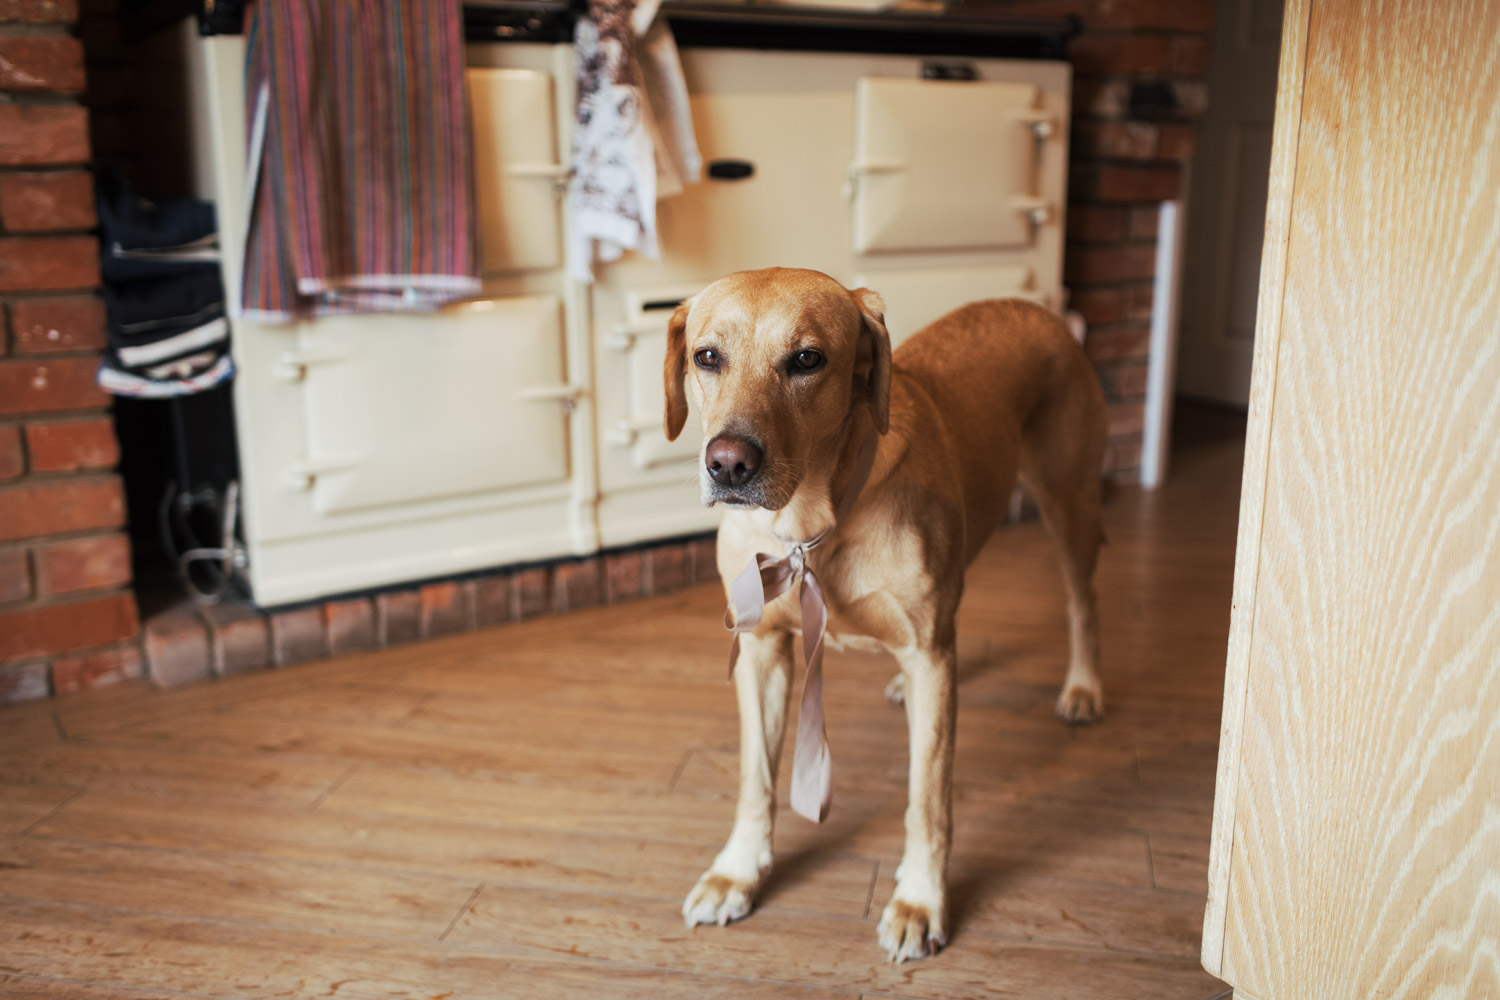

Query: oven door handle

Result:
[520,384,587,415]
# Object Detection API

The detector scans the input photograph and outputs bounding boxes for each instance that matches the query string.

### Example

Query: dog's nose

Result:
[705,435,763,488]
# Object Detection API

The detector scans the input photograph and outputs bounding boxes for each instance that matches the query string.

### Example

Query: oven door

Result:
[850,77,1049,255]
[287,295,572,515]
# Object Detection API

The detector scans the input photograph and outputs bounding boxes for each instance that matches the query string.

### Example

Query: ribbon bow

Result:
[723,432,879,823]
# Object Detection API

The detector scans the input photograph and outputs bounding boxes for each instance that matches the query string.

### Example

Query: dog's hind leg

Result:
[1017,346,1108,724]
[683,629,794,927]
[1030,479,1106,723]
[877,639,956,962]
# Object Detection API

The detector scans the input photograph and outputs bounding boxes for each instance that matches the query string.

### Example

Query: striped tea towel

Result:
[241,0,480,321]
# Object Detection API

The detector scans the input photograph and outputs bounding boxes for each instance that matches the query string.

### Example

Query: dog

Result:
[665,267,1107,962]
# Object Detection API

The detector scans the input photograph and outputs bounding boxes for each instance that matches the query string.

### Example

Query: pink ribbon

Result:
[723,432,878,823]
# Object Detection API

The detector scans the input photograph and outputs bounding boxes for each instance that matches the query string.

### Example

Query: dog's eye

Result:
[694,348,722,371]
[791,350,824,373]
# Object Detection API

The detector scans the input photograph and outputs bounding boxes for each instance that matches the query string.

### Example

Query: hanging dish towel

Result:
[569,0,701,282]
[95,169,236,399]
[241,0,480,321]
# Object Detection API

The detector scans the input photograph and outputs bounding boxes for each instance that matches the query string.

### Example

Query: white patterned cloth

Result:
[568,0,700,282]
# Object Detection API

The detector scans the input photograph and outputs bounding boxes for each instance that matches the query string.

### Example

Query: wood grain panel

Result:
[1211,0,1500,995]
[1201,0,1313,972]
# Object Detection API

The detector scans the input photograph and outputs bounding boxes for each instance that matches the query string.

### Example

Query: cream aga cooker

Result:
[189,4,1074,605]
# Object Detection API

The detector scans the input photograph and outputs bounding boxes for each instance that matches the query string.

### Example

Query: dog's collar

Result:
[722,430,879,823]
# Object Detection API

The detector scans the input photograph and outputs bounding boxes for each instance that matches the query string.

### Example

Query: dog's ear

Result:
[663,296,694,442]
[851,287,891,435]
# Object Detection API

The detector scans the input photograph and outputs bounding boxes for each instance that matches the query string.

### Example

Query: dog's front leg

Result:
[683,628,794,927]
[878,642,956,961]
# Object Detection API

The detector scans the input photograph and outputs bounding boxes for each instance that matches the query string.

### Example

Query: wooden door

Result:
[1176,0,1283,406]
[1203,1,1500,997]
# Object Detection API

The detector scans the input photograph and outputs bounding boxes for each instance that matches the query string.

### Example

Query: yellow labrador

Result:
[666,268,1107,961]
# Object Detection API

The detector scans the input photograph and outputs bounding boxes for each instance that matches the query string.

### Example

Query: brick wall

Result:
[0,0,142,701]
[975,0,1214,481]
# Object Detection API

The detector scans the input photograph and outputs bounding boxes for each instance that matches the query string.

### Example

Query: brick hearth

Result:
[139,535,719,689]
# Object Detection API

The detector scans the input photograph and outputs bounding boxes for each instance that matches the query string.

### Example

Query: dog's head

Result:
[663,268,891,512]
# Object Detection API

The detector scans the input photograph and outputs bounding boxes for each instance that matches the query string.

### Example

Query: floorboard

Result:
[0,430,1243,999]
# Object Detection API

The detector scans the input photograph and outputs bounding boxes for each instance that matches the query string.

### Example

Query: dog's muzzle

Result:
[703,433,770,507]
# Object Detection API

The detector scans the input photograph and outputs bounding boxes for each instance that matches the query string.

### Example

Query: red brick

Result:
[270,606,325,666]
[1069,34,1171,74]
[376,589,421,644]
[324,597,376,656]
[1172,79,1210,117]
[420,580,471,637]
[1085,323,1152,362]
[0,0,78,21]
[0,171,95,232]
[1070,287,1126,326]
[1105,433,1145,478]
[10,295,107,354]
[36,532,129,595]
[0,545,29,603]
[25,417,117,472]
[1171,34,1211,75]
[143,603,209,687]
[1158,123,1196,161]
[510,567,549,619]
[0,424,21,479]
[51,642,141,693]
[1126,283,1155,320]
[0,105,89,166]
[647,544,689,594]
[1113,361,1151,396]
[198,602,269,676]
[688,536,719,585]
[472,573,511,629]
[0,589,137,661]
[0,476,124,543]
[552,558,602,612]
[0,36,84,92]
[0,357,106,415]
[1065,205,1128,243]
[1074,121,1158,160]
[1089,0,1213,32]
[1095,164,1182,202]
[1066,245,1157,284]
[1071,77,1131,118]
[0,661,48,702]
[1129,205,1160,240]
[0,236,99,292]
[604,550,647,604]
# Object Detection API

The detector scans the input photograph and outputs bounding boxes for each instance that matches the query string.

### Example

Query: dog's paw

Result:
[1055,682,1104,724]
[683,871,759,928]
[877,897,947,963]
[884,672,905,706]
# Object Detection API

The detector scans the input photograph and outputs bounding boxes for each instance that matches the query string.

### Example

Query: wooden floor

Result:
[0,433,1244,1000]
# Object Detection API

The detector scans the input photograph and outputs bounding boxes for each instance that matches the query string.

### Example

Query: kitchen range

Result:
[188,2,1075,606]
